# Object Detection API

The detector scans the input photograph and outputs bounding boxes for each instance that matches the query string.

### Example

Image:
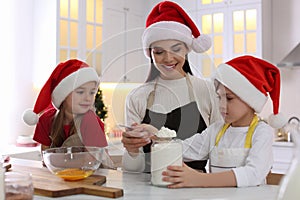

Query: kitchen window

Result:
[57,0,103,74]
[195,0,262,77]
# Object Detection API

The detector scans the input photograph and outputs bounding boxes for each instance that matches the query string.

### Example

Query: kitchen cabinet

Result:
[272,142,294,174]
[101,0,147,83]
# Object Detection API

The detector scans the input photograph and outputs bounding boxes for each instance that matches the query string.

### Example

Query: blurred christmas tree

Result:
[94,88,107,121]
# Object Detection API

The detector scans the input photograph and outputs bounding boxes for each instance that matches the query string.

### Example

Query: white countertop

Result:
[36,170,280,200]
[8,158,280,200]
[3,139,283,200]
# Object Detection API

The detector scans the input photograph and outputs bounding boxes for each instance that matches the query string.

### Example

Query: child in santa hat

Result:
[23,59,108,151]
[160,55,287,188]
[137,55,287,187]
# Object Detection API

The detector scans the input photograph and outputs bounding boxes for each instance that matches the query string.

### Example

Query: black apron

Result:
[142,75,207,172]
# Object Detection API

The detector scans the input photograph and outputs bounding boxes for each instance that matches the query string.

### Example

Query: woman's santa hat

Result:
[215,55,287,129]
[23,59,99,126]
[142,1,211,57]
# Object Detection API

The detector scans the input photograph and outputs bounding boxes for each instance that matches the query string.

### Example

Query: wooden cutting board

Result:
[10,165,123,198]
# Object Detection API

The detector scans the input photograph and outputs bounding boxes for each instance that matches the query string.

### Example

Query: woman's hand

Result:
[121,123,158,155]
[121,132,150,154]
[162,163,203,188]
[134,123,159,136]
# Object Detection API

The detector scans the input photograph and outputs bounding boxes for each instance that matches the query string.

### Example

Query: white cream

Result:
[155,127,177,138]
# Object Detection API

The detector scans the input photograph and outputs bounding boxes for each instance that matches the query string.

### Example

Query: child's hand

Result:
[162,163,203,188]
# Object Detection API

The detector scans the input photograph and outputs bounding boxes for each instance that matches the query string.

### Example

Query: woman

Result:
[122,1,222,172]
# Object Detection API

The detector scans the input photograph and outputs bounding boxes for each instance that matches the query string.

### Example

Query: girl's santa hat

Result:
[142,1,211,57]
[215,55,287,129]
[23,59,99,126]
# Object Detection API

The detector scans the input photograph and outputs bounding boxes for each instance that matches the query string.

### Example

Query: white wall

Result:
[272,0,300,63]
[0,0,56,145]
[279,68,300,120]
[0,0,35,145]
[0,0,20,146]
[32,0,57,89]
[271,0,300,121]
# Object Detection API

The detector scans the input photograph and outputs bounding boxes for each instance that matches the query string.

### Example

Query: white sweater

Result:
[122,74,222,172]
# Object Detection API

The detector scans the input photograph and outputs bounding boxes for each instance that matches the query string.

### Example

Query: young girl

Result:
[23,59,108,151]
[135,55,287,187]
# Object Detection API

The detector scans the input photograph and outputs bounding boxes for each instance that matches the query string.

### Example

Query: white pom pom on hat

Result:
[22,59,100,126]
[142,1,211,58]
[268,112,288,129]
[23,109,39,126]
[192,34,212,53]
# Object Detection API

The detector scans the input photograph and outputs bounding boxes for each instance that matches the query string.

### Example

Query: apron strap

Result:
[146,74,194,109]
[146,84,157,109]
[185,74,195,101]
[215,115,259,148]
[244,115,259,148]
[215,123,230,146]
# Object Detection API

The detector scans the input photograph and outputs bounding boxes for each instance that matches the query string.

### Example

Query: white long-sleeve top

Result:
[122,74,222,172]
[183,120,274,187]
[125,74,221,126]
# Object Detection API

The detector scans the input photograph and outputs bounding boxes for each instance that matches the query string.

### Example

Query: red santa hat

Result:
[142,1,211,57]
[23,59,99,126]
[215,55,287,129]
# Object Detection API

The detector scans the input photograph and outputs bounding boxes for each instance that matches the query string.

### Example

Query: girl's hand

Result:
[162,163,203,188]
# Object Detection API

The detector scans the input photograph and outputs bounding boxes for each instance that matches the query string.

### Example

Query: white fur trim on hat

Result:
[52,67,99,108]
[268,112,288,129]
[142,21,194,57]
[215,63,268,113]
[23,109,39,126]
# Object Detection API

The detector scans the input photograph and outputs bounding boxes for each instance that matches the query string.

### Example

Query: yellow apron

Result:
[209,115,259,173]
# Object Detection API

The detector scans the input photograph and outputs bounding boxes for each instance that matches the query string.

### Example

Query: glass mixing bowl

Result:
[42,146,104,181]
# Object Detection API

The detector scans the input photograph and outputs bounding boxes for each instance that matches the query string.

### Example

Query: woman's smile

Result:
[161,64,177,70]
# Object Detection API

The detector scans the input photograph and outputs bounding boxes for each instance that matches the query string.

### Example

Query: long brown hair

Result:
[145,49,193,82]
[50,102,81,147]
